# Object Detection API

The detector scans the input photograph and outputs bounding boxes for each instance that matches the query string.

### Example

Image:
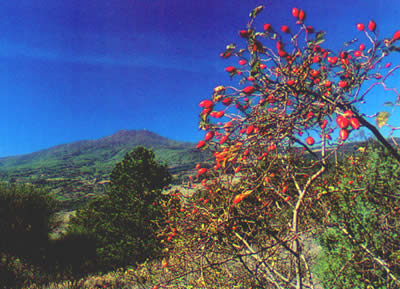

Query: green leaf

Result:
[226,43,236,50]
[269,33,277,40]
[343,38,358,47]
[315,31,326,43]
[249,5,264,19]
[376,111,390,128]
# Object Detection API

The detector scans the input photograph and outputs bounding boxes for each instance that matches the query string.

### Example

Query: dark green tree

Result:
[0,183,57,256]
[0,183,57,288]
[69,146,172,269]
[109,145,172,200]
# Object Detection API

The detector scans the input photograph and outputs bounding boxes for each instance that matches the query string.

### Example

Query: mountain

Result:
[1,130,396,210]
[0,130,208,209]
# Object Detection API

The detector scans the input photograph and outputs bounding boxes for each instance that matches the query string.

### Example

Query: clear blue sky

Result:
[0,0,399,157]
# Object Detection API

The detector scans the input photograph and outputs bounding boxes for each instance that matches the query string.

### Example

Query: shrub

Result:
[316,146,400,288]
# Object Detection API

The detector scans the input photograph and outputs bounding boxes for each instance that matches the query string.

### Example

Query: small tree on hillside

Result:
[109,146,172,201]
[69,146,172,269]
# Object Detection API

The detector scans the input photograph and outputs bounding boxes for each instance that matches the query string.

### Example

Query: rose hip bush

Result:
[157,6,400,289]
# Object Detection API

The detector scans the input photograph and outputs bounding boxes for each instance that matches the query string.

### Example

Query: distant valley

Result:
[0,130,208,209]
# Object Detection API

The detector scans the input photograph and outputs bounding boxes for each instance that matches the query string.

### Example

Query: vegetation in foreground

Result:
[1,146,172,288]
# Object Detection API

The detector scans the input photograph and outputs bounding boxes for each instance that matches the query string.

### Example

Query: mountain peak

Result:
[100,129,180,148]
[110,129,157,138]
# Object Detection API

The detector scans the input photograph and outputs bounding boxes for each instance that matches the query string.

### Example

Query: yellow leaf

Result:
[376,111,390,128]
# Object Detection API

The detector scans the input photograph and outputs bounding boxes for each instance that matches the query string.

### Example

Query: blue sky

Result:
[0,0,399,156]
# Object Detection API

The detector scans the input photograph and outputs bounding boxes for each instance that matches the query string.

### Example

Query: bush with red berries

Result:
[159,6,400,288]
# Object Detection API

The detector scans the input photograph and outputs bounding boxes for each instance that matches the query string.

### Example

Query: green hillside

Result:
[0,130,207,209]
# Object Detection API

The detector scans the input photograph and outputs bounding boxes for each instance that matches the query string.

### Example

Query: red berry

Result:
[197,168,207,175]
[340,51,348,59]
[196,140,206,149]
[239,30,250,38]
[298,10,306,21]
[219,135,228,144]
[337,115,350,129]
[222,97,233,105]
[311,70,320,77]
[306,111,314,119]
[263,23,272,31]
[278,50,287,57]
[233,194,245,204]
[201,108,211,116]
[306,26,314,33]
[215,111,224,118]
[199,100,213,109]
[393,30,400,41]
[204,131,214,141]
[292,7,299,18]
[225,66,236,73]
[276,41,284,51]
[246,125,255,134]
[287,79,295,86]
[349,118,360,130]
[312,55,321,63]
[327,56,338,64]
[354,50,361,57]
[320,119,328,129]
[356,23,365,31]
[340,129,349,141]
[339,80,348,88]
[306,136,315,145]
[359,43,365,51]
[224,121,233,129]
[259,63,266,69]
[220,51,232,59]
[238,59,246,65]
[281,25,290,33]
[368,20,376,32]
[243,86,256,94]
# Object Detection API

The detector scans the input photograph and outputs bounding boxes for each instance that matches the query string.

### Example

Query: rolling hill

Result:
[0,130,208,209]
